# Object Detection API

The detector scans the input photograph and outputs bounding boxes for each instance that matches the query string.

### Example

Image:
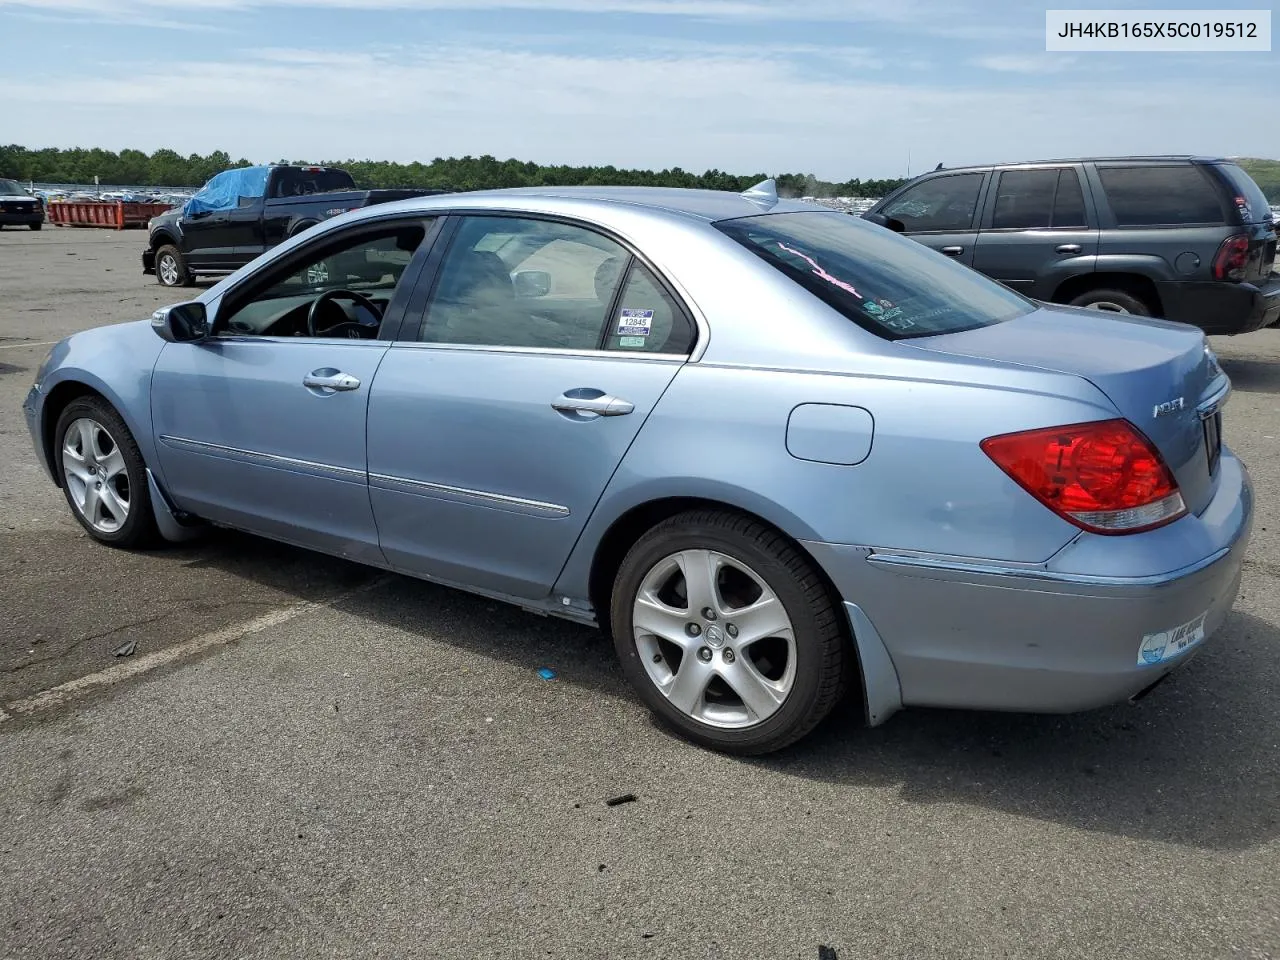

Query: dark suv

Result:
[862,156,1279,335]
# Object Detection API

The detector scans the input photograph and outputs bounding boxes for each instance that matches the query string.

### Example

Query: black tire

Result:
[54,396,160,549]
[154,244,195,287]
[610,509,847,755]
[1067,287,1151,316]
[29,222,42,231]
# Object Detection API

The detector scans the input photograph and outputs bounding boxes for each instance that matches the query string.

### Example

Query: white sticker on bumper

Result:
[1138,611,1208,666]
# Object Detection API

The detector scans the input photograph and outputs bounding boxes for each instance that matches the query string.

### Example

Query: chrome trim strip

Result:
[368,472,570,517]
[865,548,1230,588]
[388,341,688,362]
[1197,376,1231,417]
[157,435,367,481]
[208,335,389,347]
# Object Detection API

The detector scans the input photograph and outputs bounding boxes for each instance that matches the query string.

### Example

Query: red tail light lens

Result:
[981,419,1185,534]
[1212,234,1250,281]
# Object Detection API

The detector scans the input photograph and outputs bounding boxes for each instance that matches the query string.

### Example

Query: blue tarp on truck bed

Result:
[183,166,270,216]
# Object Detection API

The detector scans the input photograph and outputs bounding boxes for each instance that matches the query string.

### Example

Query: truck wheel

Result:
[1067,288,1150,316]
[155,245,194,287]
[29,222,42,231]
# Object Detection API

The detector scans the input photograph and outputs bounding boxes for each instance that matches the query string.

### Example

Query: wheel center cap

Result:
[704,624,725,649]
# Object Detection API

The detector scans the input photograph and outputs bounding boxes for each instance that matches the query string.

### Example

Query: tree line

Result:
[0,144,908,198]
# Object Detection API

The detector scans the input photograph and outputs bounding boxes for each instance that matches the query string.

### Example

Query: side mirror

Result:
[513,270,551,299]
[862,212,906,233]
[151,302,209,343]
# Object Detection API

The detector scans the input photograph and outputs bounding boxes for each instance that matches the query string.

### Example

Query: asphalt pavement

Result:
[1,227,1278,960]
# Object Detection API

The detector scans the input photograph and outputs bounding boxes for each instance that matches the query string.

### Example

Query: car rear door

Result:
[971,164,1099,298]
[873,170,989,265]
[366,213,697,601]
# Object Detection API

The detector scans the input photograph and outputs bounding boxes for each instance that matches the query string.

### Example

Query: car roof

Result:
[922,155,1230,174]
[375,184,820,225]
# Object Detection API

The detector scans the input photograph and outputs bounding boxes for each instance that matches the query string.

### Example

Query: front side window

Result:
[1097,164,1226,226]
[419,216,629,349]
[715,211,1033,340]
[219,222,428,338]
[881,173,985,233]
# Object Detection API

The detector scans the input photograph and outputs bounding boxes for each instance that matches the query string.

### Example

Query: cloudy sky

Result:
[0,0,1274,179]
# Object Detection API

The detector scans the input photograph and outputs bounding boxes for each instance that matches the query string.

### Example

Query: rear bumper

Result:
[1157,275,1280,334]
[806,451,1253,715]
[141,249,156,275]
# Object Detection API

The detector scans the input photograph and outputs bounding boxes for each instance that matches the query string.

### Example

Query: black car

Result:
[863,155,1279,335]
[143,164,443,286]
[0,179,44,230]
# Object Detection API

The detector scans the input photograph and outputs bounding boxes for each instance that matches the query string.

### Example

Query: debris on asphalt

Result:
[537,667,557,680]
[605,793,637,807]
[112,639,137,658]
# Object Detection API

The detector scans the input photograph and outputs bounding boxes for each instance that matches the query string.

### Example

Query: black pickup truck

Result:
[143,164,443,286]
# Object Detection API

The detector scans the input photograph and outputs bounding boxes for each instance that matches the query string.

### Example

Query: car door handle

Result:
[940,246,964,256]
[551,391,634,417]
[1055,244,1082,254]
[303,371,361,392]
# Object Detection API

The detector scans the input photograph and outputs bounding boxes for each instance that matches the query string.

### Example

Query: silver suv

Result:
[863,155,1279,335]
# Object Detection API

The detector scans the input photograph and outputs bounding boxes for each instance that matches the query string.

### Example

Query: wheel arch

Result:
[1050,271,1164,316]
[40,373,155,489]
[582,495,869,722]
[150,229,179,251]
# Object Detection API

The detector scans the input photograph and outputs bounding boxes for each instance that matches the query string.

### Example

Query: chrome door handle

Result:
[552,392,634,417]
[940,246,964,256]
[1056,244,1082,254]
[303,371,361,392]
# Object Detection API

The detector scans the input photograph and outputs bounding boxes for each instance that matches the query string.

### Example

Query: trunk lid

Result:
[911,305,1226,516]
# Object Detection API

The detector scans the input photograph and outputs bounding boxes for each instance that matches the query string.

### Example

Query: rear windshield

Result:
[1213,162,1273,223]
[713,211,1033,339]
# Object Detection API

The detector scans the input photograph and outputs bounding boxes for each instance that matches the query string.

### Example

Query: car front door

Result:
[149,216,439,563]
[971,165,1099,297]
[366,213,697,600]
[876,171,988,265]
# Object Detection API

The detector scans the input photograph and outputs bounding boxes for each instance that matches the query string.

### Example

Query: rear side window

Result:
[1097,164,1226,226]
[715,211,1033,340]
[1212,162,1272,223]
[602,262,694,354]
[991,168,1088,229]
[881,173,985,232]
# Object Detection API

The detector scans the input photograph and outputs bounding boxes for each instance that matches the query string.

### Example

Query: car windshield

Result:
[0,180,29,196]
[714,211,1034,339]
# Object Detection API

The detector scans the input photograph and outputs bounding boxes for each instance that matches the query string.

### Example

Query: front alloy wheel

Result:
[62,417,131,534]
[611,509,848,755]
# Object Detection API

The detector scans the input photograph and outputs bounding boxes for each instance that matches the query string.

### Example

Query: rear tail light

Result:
[981,419,1185,535]
[1212,234,1250,281]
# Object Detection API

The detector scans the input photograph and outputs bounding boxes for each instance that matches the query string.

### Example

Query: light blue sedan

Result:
[23,181,1253,754]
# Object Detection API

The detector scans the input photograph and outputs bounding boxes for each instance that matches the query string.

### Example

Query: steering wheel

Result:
[306,289,384,338]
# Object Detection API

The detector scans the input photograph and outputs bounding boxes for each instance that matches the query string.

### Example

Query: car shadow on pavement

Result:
[1219,356,1280,394]
[86,527,1280,855]
[298,538,1279,854]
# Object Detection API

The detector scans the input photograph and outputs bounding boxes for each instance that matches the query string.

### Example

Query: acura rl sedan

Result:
[23,181,1253,754]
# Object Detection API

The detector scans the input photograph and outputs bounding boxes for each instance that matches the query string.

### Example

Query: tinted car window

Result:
[1053,168,1087,226]
[602,262,694,354]
[420,216,628,349]
[1213,162,1272,223]
[1097,164,1226,226]
[992,169,1088,229]
[715,211,1033,340]
[881,173,985,232]
[0,179,29,196]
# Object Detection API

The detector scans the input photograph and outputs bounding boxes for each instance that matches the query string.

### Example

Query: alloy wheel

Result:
[61,417,131,534]
[158,254,179,286]
[631,549,796,729]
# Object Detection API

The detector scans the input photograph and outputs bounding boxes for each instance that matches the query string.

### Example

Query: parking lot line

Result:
[0,339,58,350]
[0,575,388,721]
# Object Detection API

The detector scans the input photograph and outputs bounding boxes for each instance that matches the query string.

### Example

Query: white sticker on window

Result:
[617,308,653,337]
[618,336,647,348]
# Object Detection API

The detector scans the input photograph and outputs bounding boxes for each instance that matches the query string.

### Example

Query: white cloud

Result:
[0,43,1275,179]
[974,54,1078,73]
